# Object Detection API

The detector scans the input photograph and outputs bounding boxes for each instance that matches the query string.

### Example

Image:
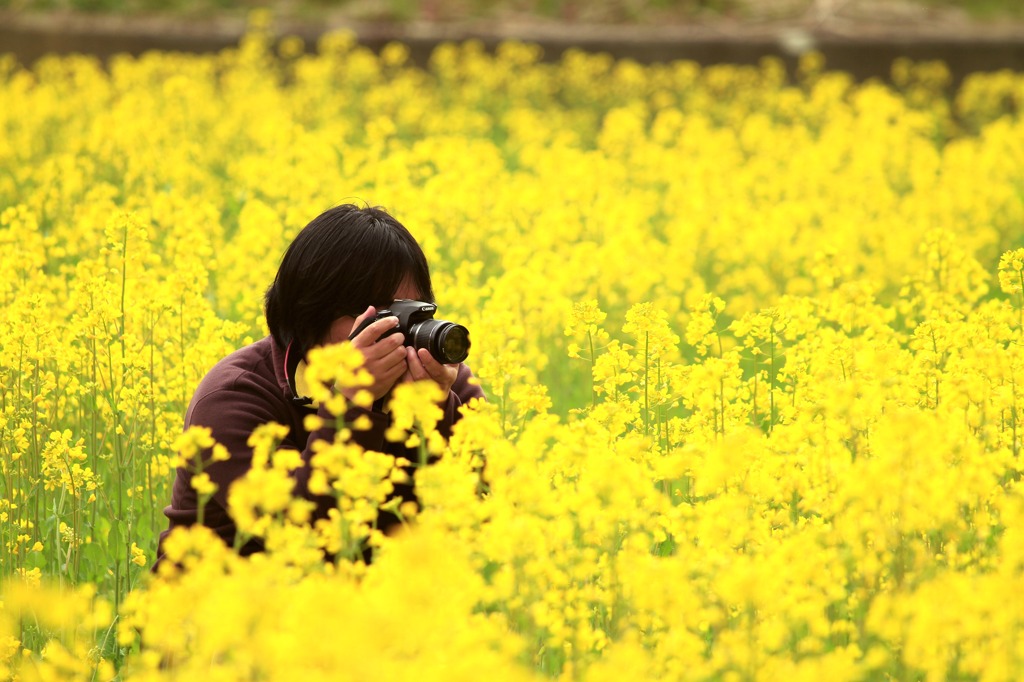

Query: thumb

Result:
[347,306,377,341]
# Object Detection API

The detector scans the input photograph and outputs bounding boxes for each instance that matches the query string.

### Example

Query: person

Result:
[155,204,484,565]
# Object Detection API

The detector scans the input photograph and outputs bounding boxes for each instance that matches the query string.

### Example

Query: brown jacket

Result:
[155,335,484,565]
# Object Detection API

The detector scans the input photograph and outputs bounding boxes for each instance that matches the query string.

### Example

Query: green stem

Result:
[769,323,775,434]
[1018,270,1024,333]
[752,365,758,430]
[195,454,206,527]
[643,332,650,436]
[417,424,428,468]
[501,381,509,437]
[588,330,596,408]
[718,377,725,437]
[148,318,157,534]
[1013,375,1019,459]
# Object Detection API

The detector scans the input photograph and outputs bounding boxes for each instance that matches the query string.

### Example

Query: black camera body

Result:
[349,299,471,365]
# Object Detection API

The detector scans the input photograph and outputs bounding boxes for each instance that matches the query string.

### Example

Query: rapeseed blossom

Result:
[2,24,1024,680]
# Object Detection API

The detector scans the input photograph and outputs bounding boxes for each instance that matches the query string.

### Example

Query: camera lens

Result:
[437,324,471,364]
[409,320,471,364]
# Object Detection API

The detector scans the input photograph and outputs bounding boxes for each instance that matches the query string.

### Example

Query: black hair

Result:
[264,204,435,353]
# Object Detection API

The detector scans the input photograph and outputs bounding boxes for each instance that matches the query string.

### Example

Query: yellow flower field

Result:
[3,16,1024,680]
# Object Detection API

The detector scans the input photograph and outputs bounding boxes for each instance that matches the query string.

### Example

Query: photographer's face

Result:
[324,277,423,345]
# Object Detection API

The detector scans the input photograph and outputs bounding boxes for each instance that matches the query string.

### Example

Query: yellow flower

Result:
[7,30,1024,682]
[190,473,217,497]
[997,248,1024,294]
[130,542,147,567]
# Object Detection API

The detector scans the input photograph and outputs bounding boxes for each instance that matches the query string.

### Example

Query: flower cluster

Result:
[2,24,1024,680]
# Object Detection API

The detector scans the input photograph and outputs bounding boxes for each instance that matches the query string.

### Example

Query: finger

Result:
[365,353,407,388]
[369,353,407,391]
[352,306,375,330]
[379,361,408,389]
[378,346,410,373]
[417,348,453,382]
[405,347,430,382]
[357,333,405,360]
[352,315,400,347]
[344,306,377,341]
[353,315,398,346]
[361,333,406,362]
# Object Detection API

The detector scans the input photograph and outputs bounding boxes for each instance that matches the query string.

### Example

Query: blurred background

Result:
[1,0,1022,23]
[2,0,1024,83]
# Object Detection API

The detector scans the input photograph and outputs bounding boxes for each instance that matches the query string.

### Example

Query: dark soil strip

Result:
[2,16,1024,85]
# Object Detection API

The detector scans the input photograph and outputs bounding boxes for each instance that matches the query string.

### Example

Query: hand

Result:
[402,347,458,399]
[345,306,408,402]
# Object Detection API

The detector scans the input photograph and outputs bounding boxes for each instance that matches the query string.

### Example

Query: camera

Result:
[349,299,471,365]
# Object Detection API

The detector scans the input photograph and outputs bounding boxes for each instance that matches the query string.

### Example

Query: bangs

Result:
[266,203,435,352]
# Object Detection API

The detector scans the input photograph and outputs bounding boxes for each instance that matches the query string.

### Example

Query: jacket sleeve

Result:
[175,382,288,554]
[322,362,485,450]
[291,401,386,522]
[291,364,485,525]
[190,363,486,528]
[438,362,486,440]
[184,383,284,519]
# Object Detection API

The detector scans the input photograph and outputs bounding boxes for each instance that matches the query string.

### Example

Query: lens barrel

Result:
[409,319,471,364]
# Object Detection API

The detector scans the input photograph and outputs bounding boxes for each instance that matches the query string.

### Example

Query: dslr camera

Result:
[349,299,471,365]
